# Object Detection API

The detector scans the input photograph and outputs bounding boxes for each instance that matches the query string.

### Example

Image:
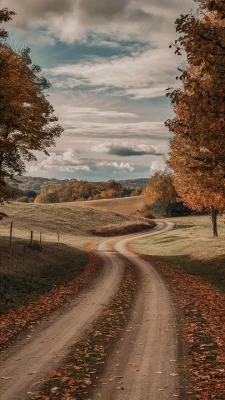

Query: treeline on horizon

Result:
[6,177,145,204]
[6,172,194,220]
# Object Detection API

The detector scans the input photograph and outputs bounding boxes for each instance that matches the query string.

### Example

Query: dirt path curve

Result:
[92,221,179,400]
[0,222,174,400]
[0,240,124,400]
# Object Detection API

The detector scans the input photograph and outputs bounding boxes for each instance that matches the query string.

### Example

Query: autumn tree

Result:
[0,8,63,199]
[166,0,225,236]
[143,171,190,217]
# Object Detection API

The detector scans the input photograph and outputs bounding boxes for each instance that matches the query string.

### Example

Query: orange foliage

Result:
[35,180,123,203]
[0,8,63,192]
[166,1,225,234]
[143,172,177,205]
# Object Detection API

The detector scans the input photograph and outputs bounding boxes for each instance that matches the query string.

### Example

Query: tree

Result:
[166,0,225,236]
[144,172,177,205]
[0,8,63,198]
[143,172,190,218]
[0,8,15,40]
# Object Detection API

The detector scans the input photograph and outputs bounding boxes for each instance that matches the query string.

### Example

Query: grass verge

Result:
[0,244,101,349]
[34,261,137,400]
[131,215,225,292]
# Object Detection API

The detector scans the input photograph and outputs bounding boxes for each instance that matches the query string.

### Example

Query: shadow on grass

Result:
[0,236,88,315]
[154,254,225,293]
[153,236,184,244]
[173,223,195,230]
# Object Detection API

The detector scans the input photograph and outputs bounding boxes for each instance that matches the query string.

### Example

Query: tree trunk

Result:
[211,207,219,237]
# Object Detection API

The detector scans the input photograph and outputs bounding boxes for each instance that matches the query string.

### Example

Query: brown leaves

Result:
[142,254,225,400]
[34,263,137,400]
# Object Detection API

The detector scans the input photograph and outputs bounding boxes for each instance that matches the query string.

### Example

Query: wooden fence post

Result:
[40,232,42,245]
[57,230,59,242]
[31,231,33,248]
[9,222,13,248]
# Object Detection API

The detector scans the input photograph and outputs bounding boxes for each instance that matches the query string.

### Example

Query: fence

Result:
[4,221,61,249]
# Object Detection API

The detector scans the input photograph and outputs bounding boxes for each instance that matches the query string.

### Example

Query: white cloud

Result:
[122,86,170,99]
[46,48,177,99]
[62,121,168,139]
[61,107,138,119]
[97,161,135,172]
[150,160,167,174]
[27,149,90,172]
[91,141,168,155]
[59,165,90,172]
[3,0,192,45]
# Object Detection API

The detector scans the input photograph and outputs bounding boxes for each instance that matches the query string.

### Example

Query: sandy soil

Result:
[0,222,177,400]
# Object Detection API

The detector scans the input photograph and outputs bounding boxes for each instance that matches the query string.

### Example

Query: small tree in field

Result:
[144,172,177,205]
[166,0,225,236]
[143,171,190,218]
[0,8,63,198]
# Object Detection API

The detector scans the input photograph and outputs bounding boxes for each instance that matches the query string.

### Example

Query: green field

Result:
[131,215,225,293]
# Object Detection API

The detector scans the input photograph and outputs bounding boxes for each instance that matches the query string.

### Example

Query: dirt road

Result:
[0,222,176,400]
[92,221,179,399]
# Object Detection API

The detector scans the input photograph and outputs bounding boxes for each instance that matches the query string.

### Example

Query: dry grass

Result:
[131,215,225,292]
[91,219,156,236]
[0,200,146,248]
[75,195,147,216]
[0,198,152,313]
[0,240,88,314]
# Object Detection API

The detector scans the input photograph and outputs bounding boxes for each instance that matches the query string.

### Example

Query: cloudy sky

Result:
[2,0,193,181]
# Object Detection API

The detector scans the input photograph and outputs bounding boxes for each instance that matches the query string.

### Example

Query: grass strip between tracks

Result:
[128,243,225,400]
[0,243,101,349]
[34,261,137,400]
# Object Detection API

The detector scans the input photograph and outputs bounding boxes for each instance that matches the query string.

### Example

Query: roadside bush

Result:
[150,200,192,218]
[140,204,155,219]
[16,196,29,203]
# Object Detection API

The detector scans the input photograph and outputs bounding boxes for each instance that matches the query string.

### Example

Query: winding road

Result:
[0,221,177,400]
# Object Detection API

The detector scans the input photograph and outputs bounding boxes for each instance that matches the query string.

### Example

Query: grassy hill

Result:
[75,195,146,216]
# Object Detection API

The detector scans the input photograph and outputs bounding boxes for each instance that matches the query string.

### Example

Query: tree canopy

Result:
[143,172,190,218]
[0,8,63,198]
[166,0,225,235]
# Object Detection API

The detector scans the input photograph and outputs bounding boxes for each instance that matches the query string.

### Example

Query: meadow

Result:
[131,215,225,293]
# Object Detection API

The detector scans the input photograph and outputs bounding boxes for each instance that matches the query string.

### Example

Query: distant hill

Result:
[7,176,150,193]
[7,176,70,193]
[118,178,150,188]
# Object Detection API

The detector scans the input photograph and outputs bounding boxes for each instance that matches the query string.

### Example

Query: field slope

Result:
[131,215,225,292]
[74,195,146,216]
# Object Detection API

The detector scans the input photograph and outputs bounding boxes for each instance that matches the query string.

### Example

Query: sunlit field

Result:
[131,215,225,292]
